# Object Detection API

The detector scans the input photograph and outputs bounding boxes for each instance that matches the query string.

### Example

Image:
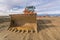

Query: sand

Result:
[0,17,60,40]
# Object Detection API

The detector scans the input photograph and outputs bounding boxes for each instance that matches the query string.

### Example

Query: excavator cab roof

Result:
[25,6,35,12]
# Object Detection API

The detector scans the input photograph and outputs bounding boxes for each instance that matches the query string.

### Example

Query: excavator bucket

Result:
[8,14,37,33]
[8,6,37,33]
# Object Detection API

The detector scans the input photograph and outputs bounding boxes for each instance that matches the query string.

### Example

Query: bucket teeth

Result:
[8,28,36,33]
[15,30,18,32]
[12,28,18,32]
[19,30,22,33]
[23,30,26,33]
[33,30,35,33]
[28,30,31,33]
[11,28,15,32]
[8,28,12,31]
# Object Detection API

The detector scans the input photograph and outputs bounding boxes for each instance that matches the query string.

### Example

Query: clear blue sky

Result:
[0,0,60,15]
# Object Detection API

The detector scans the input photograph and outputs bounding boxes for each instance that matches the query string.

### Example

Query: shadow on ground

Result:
[37,19,55,32]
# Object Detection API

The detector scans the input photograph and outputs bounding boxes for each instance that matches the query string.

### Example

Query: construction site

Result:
[0,6,60,40]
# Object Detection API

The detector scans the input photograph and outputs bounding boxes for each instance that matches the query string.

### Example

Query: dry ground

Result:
[0,17,60,40]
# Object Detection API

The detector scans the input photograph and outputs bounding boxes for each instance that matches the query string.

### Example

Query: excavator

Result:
[8,6,37,33]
